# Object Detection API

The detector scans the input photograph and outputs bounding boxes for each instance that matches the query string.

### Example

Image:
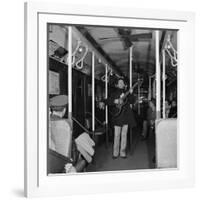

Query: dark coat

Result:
[169,106,177,118]
[147,107,156,121]
[106,89,137,127]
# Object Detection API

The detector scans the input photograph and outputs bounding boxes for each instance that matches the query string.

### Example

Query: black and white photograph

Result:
[47,24,178,174]
[23,1,196,197]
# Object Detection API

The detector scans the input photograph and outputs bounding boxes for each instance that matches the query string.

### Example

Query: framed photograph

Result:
[24,1,195,197]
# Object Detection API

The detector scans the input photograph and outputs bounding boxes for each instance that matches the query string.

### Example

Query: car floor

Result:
[86,128,156,172]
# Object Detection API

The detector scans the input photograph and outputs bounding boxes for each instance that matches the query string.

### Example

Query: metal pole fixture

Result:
[92,51,95,136]
[155,30,161,119]
[67,26,72,123]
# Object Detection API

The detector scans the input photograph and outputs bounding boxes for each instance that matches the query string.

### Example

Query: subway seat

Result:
[155,119,177,168]
[50,119,72,157]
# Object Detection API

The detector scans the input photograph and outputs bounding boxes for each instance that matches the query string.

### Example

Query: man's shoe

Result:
[120,155,127,159]
[120,153,127,159]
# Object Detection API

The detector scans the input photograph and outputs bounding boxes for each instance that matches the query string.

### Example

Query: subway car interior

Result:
[48,24,177,174]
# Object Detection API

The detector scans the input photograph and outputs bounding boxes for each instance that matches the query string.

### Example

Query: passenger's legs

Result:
[113,126,121,157]
[141,120,148,139]
[120,124,128,157]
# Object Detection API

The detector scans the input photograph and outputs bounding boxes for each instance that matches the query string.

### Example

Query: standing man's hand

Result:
[129,88,133,94]
[114,99,119,104]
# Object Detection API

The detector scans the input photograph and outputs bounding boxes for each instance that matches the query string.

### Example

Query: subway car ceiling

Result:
[49,24,177,88]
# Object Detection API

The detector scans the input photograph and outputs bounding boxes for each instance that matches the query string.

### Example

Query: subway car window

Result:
[47,24,177,174]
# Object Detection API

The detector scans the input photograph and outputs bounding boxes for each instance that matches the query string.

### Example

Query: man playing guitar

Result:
[106,78,137,158]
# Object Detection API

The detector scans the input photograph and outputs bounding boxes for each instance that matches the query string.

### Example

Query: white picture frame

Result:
[24,1,195,197]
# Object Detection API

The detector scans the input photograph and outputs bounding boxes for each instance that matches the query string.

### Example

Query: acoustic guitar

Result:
[110,81,141,118]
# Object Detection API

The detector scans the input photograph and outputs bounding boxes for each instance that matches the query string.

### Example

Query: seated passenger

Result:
[165,100,171,118]
[169,99,177,118]
[97,101,106,123]
[147,98,156,163]
[141,100,149,140]
[147,98,156,132]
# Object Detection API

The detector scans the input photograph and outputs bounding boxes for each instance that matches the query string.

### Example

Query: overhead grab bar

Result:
[164,35,178,67]
[75,45,89,69]
[66,39,81,66]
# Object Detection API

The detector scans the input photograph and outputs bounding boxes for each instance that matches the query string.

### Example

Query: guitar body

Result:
[109,81,141,118]
[110,98,128,118]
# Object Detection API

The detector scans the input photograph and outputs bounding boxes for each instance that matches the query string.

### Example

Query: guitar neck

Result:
[123,90,131,99]
[121,83,137,100]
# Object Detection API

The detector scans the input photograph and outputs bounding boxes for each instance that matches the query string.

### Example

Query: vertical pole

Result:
[92,52,95,136]
[153,78,156,99]
[155,30,161,119]
[68,26,72,123]
[105,64,108,147]
[138,74,140,115]
[129,46,133,87]
[105,64,108,124]
[148,77,151,100]
[129,46,133,151]
[162,50,166,119]
[67,26,73,158]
